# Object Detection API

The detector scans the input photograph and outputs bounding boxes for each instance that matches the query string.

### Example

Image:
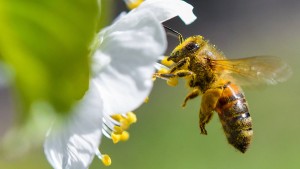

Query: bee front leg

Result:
[169,57,190,73]
[154,70,195,86]
[199,88,223,135]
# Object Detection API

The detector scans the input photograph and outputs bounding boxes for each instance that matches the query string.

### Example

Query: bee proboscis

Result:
[154,26,292,153]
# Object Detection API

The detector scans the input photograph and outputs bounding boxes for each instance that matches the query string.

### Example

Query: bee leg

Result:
[153,73,176,79]
[182,88,200,107]
[169,57,190,73]
[199,88,223,135]
[154,70,195,86]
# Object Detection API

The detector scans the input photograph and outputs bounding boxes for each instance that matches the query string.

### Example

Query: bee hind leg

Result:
[199,88,223,135]
[199,109,213,135]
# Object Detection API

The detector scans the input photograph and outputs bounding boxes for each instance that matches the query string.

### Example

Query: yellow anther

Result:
[101,154,112,166]
[124,0,144,9]
[144,96,149,103]
[120,119,129,130]
[113,126,123,134]
[111,114,123,122]
[161,57,174,67]
[111,132,121,144]
[126,112,137,124]
[167,78,178,86]
[158,68,169,74]
[120,131,130,141]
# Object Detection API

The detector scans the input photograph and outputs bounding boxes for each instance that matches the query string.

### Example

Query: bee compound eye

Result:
[186,42,200,52]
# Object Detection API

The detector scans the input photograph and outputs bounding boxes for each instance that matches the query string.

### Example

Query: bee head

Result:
[168,35,203,62]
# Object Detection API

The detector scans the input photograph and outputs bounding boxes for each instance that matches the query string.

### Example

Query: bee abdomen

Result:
[216,83,253,153]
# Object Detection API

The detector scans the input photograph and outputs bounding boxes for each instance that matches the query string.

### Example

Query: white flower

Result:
[44,80,103,169]
[44,0,196,169]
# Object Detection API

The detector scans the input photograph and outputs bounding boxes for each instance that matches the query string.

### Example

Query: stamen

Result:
[111,130,130,144]
[120,119,129,130]
[120,131,129,141]
[113,126,124,134]
[123,0,144,9]
[111,132,122,144]
[103,115,120,130]
[102,112,137,144]
[125,112,137,124]
[101,125,112,139]
[111,114,123,122]
[95,149,112,166]
[98,112,137,166]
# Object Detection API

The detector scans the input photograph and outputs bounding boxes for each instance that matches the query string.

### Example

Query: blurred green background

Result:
[1,0,300,169]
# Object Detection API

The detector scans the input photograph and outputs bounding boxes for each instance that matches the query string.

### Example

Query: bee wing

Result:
[211,56,292,86]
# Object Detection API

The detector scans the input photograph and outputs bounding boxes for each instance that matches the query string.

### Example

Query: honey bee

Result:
[154,26,292,153]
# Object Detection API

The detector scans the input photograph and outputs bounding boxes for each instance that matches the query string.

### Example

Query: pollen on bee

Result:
[167,78,178,87]
[158,68,169,74]
[161,56,174,67]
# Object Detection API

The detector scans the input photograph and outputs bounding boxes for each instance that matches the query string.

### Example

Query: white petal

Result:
[135,0,197,25]
[93,10,166,115]
[44,80,103,169]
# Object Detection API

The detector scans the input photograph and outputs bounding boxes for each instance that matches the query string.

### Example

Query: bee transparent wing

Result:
[211,56,292,86]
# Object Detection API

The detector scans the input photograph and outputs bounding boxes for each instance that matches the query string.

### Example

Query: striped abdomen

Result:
[215,82,253,153]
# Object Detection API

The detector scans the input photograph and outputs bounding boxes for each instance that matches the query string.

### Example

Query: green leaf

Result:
[0,0,99,123]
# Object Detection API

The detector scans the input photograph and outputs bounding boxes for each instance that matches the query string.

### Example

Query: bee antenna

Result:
[163,25,184,44]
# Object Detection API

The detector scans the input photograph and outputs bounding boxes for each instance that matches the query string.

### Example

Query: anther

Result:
[113,126,124,134]
[123,0,144,9]
[126,112,137,124]
[111,132,122,144]
[95,149,112,166]
[144,97,149,103]
[101,154,112,166]
[103,112,137,144]
[111,114,123,122]
[120,119,129,130]
[120,131,130,141]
